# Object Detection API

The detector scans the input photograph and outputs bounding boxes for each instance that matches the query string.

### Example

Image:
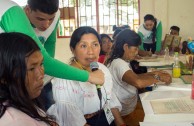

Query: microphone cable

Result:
[90,62,102,110]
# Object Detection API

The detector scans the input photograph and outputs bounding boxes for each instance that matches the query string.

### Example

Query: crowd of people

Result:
[2,0,190,126]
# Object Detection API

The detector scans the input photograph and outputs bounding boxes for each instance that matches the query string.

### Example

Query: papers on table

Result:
[150,96,194,114]
[139,56,173,66]
[140,122,194,126]
[139,55,186,67]
[140,90,194,122]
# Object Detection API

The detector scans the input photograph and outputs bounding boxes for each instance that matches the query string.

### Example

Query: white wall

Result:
[55,0,194,62]
[139,0,194,41]
[55,38,72,63]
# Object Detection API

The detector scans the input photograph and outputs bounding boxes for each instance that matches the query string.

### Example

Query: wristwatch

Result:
[153,74,160,81]
[153,74,160,88]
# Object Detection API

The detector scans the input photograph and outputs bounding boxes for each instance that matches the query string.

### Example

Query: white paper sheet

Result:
[140,122,194,126]
[140,90,194,122]
[150,96,194,114]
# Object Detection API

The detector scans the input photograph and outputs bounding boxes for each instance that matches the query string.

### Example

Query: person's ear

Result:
[123,43,129,52]
[24,5,31,15]
[70,47,75,55]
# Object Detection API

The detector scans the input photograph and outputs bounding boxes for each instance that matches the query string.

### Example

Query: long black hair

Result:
[99,34,112,55]
[0,33,56,125]
[106,29,141,66]
[144,14,157,43]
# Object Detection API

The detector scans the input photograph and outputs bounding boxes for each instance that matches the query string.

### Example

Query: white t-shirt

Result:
[138,20,161,44]
[47,62,121,126]
[108,58,138,116]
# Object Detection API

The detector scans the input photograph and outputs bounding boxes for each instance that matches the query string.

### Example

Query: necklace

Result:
[73,59,91,72]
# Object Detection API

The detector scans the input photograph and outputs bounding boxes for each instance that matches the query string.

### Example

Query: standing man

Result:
[24,0,61,109]
[0,0,104,88]
[24,0,60,57]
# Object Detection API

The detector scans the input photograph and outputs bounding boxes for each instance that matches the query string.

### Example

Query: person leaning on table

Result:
[0,32,58,126]
[0,0,104,87]
[138,14,162,54]
[106,29,172,126]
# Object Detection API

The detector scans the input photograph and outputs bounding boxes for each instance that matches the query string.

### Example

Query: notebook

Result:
[180,75,192,84]
[163,34,182,51]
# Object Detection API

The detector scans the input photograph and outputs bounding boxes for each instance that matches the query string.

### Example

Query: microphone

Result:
[90,62,101,89]
[90,62,102,106]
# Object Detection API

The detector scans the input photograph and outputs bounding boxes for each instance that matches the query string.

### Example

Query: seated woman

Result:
[0,33,57,126]
[98,34,113,64]
[113,29,151,58]
[106,29,172,126]
[47,26,125,126]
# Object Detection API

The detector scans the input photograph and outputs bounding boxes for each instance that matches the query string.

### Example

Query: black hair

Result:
[144,14,157,43]
[113,25,130,31]
[112,29,122,40]
[106,29,141,65]
[70,26,101,63]
[181,41,191,54]
[70,26,101,50]
[0,33,56,125]
[27,0,59,14]
[99,34,112,55]
[170,26,180,32]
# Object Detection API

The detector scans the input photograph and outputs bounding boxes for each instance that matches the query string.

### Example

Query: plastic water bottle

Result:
[192,69,194,99]
[172,52,181,78]
[164,47,170,64]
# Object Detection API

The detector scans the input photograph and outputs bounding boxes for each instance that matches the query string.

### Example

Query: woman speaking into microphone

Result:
[47,26,125,126]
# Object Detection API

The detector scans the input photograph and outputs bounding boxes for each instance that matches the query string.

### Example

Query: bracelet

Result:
[153,74,160,81]
[154,83,158,88]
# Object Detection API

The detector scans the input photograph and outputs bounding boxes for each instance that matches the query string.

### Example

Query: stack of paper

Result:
[140,122,194,126]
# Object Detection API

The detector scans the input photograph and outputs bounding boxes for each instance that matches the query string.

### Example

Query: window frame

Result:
[59,0,140,38]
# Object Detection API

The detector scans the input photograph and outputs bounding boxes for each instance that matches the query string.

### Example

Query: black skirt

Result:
[86,110,115,126]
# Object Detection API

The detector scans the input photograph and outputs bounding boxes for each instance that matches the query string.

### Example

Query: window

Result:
[11,0,139,38]
[58,0,139,37]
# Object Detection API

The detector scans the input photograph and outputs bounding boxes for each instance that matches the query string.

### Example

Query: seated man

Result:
[161,25,181,54]
[170,26,181,52]
[170,26,180,36]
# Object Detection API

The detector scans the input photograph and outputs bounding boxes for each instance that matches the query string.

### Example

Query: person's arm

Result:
[111,108,125,126]
[44,20,59,58]
[122,70,171,88]
[138,50,152,57]
[110,92,125,126]
[2,6,104,84]
[156,21,162,52]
